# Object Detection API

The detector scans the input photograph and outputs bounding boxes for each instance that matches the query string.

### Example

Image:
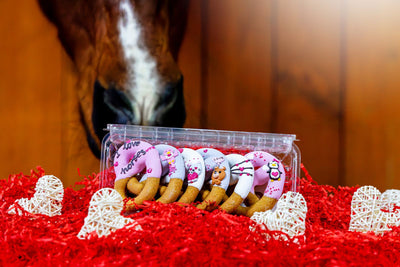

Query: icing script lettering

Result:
[120,149,146,175]
[123,141,141,150]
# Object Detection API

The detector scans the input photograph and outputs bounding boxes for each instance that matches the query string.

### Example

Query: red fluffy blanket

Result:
[1,165,399,266]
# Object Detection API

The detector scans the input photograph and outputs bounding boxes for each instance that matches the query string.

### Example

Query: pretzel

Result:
[196,148,230,211]
[177,148,206,204]
[219,154,254,213]
[127,144,185,204]
[113,140,162,209]
[235,151,286,217]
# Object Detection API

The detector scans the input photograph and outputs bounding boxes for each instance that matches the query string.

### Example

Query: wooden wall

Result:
[2,0,400,191]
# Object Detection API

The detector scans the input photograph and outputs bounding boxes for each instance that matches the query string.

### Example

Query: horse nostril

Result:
[154,76,186,127]
[160,79,181,104]
[92,81,135,143]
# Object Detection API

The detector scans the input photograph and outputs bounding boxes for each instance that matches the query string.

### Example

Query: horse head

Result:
[38,0,189,156]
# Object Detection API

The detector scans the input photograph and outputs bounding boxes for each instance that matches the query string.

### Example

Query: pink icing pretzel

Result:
[128,144,186,204]
[219,154,254,213]
[113,140,162,210]
[196,148,231,211]
[237,151,286,217]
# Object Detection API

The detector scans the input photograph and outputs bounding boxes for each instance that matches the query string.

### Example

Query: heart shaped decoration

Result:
[251,191,307,240]
[77,188,141,239]
[8,175,64,217]
[349,186,400,235]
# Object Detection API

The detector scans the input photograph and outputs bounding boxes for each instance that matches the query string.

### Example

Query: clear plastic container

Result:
[100,124,300,195]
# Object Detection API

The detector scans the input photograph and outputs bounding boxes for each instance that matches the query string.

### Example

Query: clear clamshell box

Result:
[100,124,300,196]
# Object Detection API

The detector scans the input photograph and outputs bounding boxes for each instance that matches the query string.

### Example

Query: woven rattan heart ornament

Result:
[251,191,307,239]
[77,188,141,239]
[349,186,400,235]
[8,175,64,217]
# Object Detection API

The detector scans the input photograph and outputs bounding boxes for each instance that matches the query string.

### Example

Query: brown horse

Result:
[38,0,189,156]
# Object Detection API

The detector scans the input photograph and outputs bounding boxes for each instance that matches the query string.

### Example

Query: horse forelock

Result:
[118,0,161,125]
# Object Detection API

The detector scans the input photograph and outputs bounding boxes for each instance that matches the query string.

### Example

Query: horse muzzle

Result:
[89,77,186,157]
[152,76,186,127]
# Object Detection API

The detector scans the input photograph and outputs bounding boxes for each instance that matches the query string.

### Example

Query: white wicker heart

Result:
[349,186,400,235]
[77,188,141,239]
[8,175,64,217]
[251,191,307,240]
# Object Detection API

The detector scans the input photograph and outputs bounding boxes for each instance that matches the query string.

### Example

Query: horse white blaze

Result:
[118,0,161,124]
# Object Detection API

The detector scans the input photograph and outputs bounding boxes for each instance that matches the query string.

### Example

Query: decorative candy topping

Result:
[245,151,286,200]
[114,140,162,181]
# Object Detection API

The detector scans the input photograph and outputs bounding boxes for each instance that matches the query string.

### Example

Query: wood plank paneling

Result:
[275,0,342,186]
[204,0,273,132]
[59,54,99,186]
[345,1,400,190]
[0,0,63,179]
[4,0,400,190]
[178,0,203,129]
